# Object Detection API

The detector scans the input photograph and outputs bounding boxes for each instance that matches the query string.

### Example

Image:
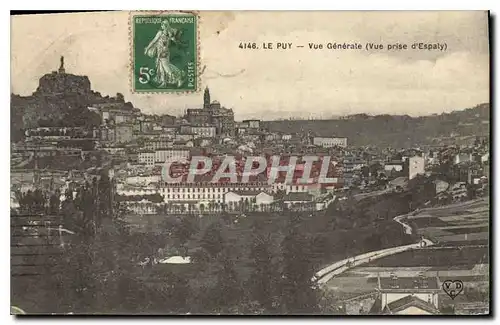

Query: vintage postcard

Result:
[10,11,490,315]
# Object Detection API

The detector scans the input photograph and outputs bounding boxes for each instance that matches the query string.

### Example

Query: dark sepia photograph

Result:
[10,10,490,315]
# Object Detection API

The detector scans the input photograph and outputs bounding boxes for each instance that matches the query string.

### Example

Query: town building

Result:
[163,125,178,135]
[115,124,134,143]
[195,138,214,147]
[184,87,235,136]
[243,119,260,129]
[144,138,173,151]
[272,183,310,194]
[125,201,160,215]
[265,133,281,142]
[313,136,348,148]
[210,102,235,136]
[160,114,176,126]
[91,102,139,125]
[117,184,159,196]
[118,182,274,210]
[224,190,274,208]
[100,126,116,142]
[384,161,404,173]
[180,124,216,138]
[343,156,366,172]
[175,133,195,142]
[454,153,473,165]
[138,151,155,166]
[25,126,98,140]
[154,148,190,163]
[408,155,425,180]
[282,192,314,209]
[186,109,211,125]
[101,146,126,156]
[450,182,468,201]
[173,140,194,148]
[125,174,161,186]
[159,182,272,205]
[370,274,441,315]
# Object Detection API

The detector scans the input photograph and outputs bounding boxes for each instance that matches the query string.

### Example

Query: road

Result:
[354,188,392,201]
[394,214,413,235]
[313,198,487,286]
[353,177,408,201]
[392,198,487,236]
[313,238,434,286]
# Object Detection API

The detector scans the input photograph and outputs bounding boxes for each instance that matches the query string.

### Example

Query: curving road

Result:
[312,201,488,285]
[392,198,487,237]
[394,214,413,235]
[313,238,434,286]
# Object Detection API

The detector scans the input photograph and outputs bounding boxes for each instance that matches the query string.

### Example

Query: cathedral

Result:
[184,87,235,136]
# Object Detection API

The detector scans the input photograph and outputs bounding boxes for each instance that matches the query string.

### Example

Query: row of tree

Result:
[34,209,321,314]
[181,214,320,314]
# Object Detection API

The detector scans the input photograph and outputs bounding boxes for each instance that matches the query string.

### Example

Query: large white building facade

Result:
[160,182,272,204]
[313,137,348,148]
[154,148,190,163]
[408,155,425,180]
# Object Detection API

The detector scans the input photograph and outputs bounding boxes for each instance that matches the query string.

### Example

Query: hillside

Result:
[263,103,490,148]
[10,65,135,142]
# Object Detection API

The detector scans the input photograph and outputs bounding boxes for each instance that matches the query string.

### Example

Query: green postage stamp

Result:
[131,12,198,93]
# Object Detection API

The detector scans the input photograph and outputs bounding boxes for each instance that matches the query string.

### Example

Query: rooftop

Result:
[382,295,440,315]
[226,190,273,197]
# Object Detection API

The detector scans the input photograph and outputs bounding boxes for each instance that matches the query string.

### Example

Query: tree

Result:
[248,232,277,312]
[32,189,45,213]
[279,223,319,314]
[97,171,112,224]
[467,183,477,200]
[211,251,243,312]
[172,216,198,246]
[369,162,383,176]
[361,166,370,178]
[200,222,224,258]
[190,247,210,265]
[41,218,175,314]
[221,211,231,225]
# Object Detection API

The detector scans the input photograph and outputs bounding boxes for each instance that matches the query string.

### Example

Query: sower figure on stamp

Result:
[144,19,184,88]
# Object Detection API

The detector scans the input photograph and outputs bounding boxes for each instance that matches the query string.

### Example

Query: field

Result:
[321,198,490,313]
[405,198,489,244]
[324,246,489,310]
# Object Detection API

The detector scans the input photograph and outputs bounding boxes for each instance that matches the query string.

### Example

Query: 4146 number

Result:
[239,42,258,49]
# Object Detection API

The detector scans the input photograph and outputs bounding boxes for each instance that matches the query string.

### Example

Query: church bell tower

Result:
[203,86,210,109]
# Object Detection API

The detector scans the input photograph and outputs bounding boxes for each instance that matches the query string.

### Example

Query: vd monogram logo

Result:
[442,280,464,300]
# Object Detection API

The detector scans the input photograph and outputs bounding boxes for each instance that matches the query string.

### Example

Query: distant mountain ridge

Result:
[11,61,490,148]
[263,103,490,148]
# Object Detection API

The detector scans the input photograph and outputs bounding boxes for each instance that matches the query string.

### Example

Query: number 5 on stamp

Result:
[131,12,198,93]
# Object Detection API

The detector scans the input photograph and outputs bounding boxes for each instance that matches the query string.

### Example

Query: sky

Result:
[11,11,489,120]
